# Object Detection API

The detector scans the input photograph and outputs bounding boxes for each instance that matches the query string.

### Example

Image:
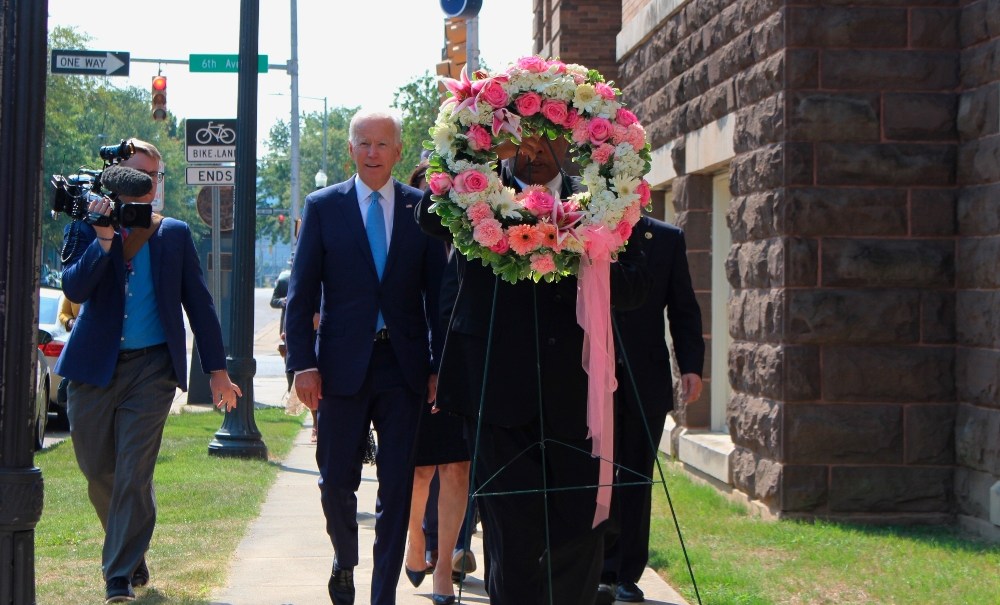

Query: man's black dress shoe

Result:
[105,576,135,603]
[405,565,431,587]
[328,566,355,605]
[616,580,645,602]
[131,558,149,588]
[430,594,456,605]
[596,582,616,605]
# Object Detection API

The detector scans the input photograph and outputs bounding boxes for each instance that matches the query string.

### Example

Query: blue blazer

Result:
[54,218,227,390]
[284,177,445,397]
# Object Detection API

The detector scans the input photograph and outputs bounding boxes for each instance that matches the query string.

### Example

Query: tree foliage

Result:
[44,27,200,269]
[392,71,441,183]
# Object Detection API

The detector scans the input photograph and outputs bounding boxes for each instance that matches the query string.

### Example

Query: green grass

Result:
[648,458,1000,605]
[34,407,304,604]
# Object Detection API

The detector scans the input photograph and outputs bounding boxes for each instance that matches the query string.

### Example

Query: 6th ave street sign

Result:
[190,54,268,73]
[51,50,130,76]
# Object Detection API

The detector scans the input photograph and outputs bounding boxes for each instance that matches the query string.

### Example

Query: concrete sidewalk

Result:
[205,355,690,605]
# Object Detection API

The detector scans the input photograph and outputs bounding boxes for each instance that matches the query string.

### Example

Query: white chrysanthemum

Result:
[611,174,640,197]
[433,121,459,158]
[560,234,585,254]
[572,84,602,114]
[593,100,621,120]
[490,188,521,219]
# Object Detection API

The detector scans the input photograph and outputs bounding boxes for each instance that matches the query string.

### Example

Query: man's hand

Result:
[209,371,242,411]
[87,197,116,251]
[426,373,438,404]
[294,371,323,411]
[680,373,703,404]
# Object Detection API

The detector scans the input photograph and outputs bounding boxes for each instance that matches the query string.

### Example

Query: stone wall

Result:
[954,0,1000,537]
[537,0,999,530]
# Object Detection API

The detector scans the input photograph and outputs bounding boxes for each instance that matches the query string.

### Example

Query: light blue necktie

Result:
[366,191,387,330]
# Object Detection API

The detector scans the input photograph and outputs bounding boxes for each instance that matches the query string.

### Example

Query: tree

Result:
[392,71,440,183]
[44,27,199,270]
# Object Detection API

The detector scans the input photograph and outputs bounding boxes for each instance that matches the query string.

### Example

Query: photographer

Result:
[53,139,241,603]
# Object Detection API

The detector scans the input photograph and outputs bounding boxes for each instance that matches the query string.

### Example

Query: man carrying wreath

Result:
[417,131,649,604]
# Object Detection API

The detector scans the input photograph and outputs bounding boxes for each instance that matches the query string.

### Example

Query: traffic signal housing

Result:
[436,17,467,83]
[151,75,167,121]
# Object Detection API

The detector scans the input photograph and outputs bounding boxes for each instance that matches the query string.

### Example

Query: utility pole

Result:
[0,1,48,601]
[288,0,301,249]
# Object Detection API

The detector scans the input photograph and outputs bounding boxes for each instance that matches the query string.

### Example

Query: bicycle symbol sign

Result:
[186,118,238,163]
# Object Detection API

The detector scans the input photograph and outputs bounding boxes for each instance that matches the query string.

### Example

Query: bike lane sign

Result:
[186,118,237,162]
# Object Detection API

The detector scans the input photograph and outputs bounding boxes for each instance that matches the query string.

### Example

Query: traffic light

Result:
[436,17,467,82]
[151,75,167,121]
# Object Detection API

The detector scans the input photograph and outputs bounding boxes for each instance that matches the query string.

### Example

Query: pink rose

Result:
[515,92,542,116]
[540,99,569,126]
[489,235,510,254]
[518,185,555,217]
[530,252,556,275]
[616,108,639,126]
[636,180,651,205]
[595,82,617,100]
[588,117,613,145]
[466,201,494,224]
[591,143,615,165]
[564,109,581,129]
[453,169,490,194]
[548,60,567,74]
[516,56,549,73]
[427,172,453,195]
[473,218,504,247]
[615,219,634,241]
[478,79,509,109]
[466,124,493,151]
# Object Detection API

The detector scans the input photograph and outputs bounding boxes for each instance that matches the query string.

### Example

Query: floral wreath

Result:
[424,55,653,283]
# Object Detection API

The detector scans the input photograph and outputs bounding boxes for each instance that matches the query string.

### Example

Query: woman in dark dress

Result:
[403,162,471,605]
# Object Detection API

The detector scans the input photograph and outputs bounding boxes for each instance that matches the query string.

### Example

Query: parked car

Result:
[33,331,51,450]
[37,286,68,420]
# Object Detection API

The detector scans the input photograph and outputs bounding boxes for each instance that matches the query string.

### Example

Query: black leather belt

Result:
[374,328,390,343]
[118,343,168,362]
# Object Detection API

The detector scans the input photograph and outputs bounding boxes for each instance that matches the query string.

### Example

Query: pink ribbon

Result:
[576,226,621,528]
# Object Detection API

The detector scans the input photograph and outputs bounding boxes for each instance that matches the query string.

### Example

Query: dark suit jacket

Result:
[284,177,445,396]
[55,218,227,389]
[417,171,648,440]
[615,216,704,415]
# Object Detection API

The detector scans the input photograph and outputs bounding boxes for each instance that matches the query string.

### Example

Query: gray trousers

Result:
[67,345,177,581]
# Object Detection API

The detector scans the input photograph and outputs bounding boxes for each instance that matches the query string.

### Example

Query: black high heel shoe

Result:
[430,595,456,605]
[405,566,431,588]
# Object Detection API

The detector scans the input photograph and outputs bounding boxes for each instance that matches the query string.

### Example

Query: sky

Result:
[46,0,535,155]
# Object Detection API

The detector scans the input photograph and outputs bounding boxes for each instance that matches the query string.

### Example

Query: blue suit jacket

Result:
[54,218,227,390]
[284,177,445,396]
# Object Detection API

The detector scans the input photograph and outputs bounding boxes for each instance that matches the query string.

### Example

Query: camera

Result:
[51,139,153,230]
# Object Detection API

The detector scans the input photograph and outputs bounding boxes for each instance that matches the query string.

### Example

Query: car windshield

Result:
[39,293,60,326]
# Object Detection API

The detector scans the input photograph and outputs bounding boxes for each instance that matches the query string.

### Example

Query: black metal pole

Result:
[0,1,49,602]
[208,0,267,459]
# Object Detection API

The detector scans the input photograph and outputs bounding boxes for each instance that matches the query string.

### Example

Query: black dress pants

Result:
[468,418,604,605]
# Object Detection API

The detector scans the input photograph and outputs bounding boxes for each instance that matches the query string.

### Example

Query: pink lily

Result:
[491,108,523,141]
[551,199,585,247]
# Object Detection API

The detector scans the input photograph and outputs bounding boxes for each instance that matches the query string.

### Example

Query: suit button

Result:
[554,295,562,302]
[547,337,556,346]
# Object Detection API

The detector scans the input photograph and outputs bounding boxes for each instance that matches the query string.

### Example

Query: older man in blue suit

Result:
[55,139,240,604]
[285,108,446,605]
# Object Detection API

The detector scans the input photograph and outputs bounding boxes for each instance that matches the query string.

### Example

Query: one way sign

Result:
[51,50,130,77]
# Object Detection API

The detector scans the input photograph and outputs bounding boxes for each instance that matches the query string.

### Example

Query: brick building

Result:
[533,0,1000,540]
